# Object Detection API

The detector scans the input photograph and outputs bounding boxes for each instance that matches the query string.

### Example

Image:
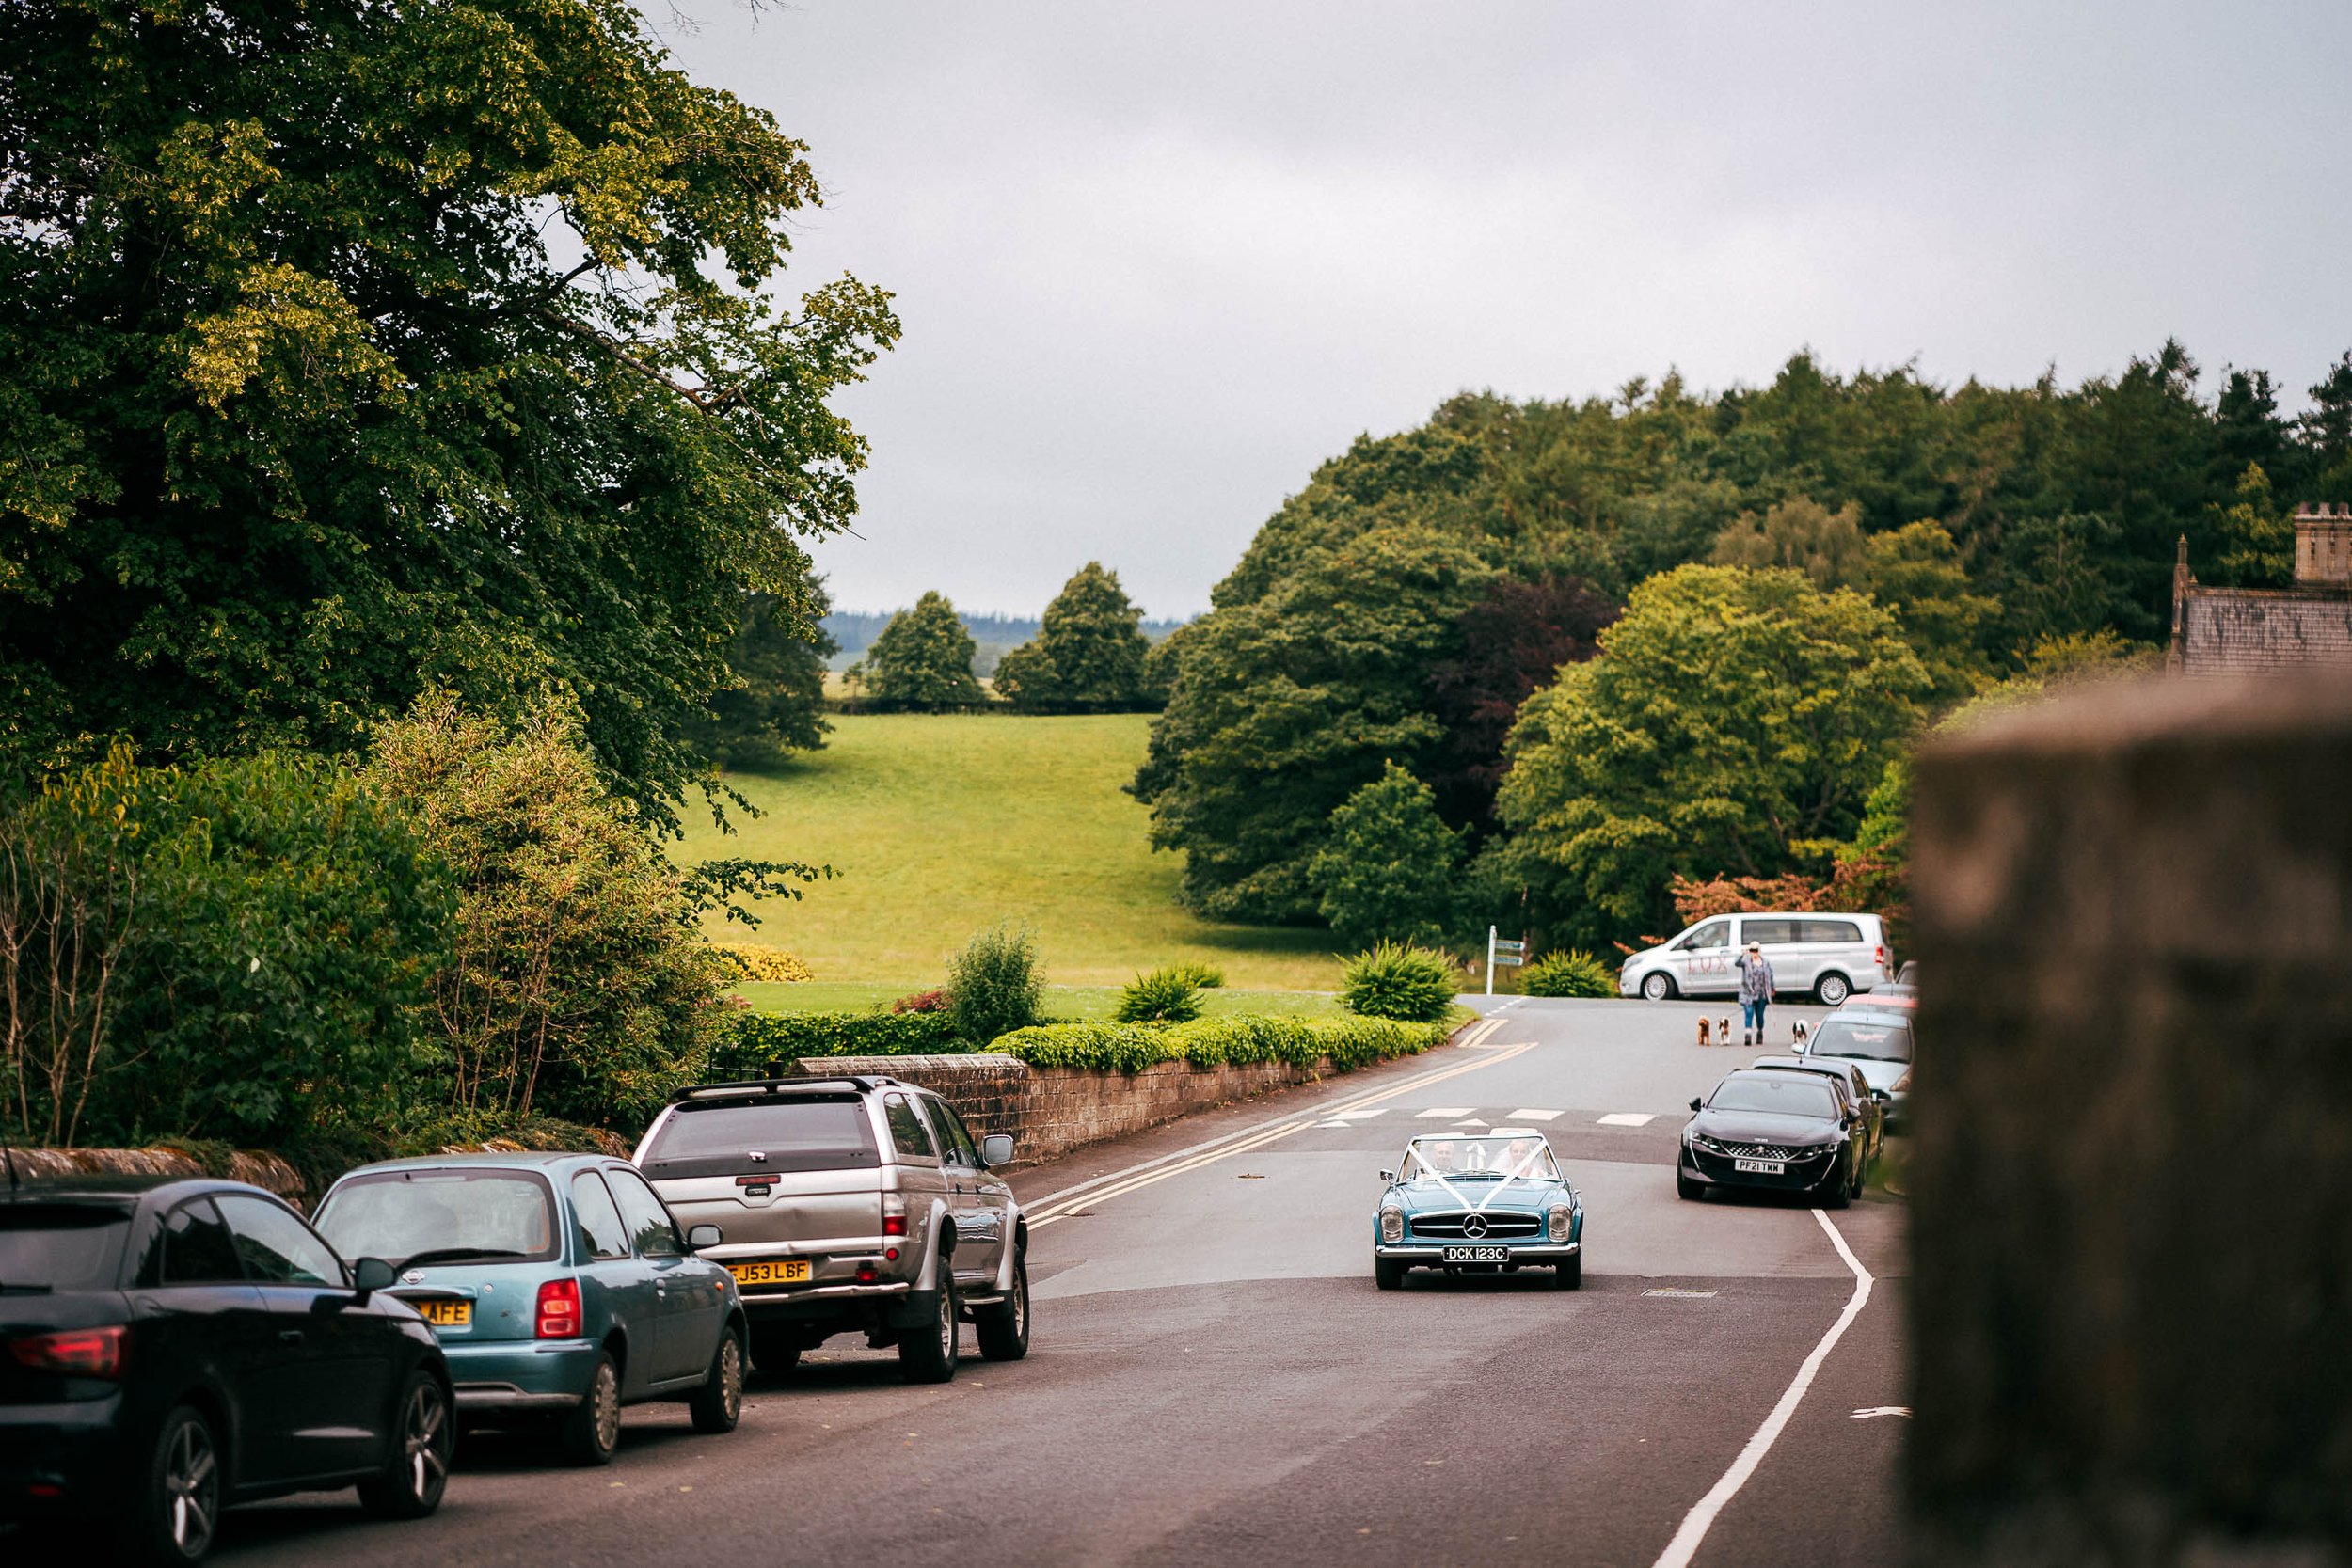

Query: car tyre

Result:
[898,1275,960,1385]
[1815,971,1851,1006]
[748,1323,801,1378]
[558,1350,623,1466]
[1551,1255,1582,1290]
[1641,972,1677,1002]
[1676,1168,1704,1202]
[1374,1257,1406,1291]
[358,1370,453,1519]
[975,1250,1031,1362]
[688,1327,745,1434]
[118,1404,221,1566]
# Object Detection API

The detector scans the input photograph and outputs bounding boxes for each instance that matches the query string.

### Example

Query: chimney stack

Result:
[2296,502,2352,586]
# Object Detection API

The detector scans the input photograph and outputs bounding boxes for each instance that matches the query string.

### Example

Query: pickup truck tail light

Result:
[535,1277,582,1339]
[882,1194,907,1238]
[8,1324,128,1378]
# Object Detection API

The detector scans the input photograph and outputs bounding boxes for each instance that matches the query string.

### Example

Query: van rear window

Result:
[1800,919,1863,943]
[643,1097,879,1177]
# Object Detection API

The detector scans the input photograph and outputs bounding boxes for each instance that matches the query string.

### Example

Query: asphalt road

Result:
[219,996,1908,1568]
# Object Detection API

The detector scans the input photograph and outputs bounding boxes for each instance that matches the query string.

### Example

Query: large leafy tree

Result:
[858,591,983,707]
[1133,525,1493,923]
[0,0,897,828]
[1495,565,1929,944]
[1308,762,1465,952]
[992,562,1157,708]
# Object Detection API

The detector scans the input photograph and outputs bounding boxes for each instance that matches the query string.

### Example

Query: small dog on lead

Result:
[1719,1016,1734,1047]
[1791,1020,1811,1049]
[1696,1016,1713,1047]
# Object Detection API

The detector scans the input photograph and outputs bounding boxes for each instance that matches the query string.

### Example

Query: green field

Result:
[678,714,1345,991]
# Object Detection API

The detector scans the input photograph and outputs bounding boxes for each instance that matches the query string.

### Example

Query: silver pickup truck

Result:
[633,1075,1030,1384]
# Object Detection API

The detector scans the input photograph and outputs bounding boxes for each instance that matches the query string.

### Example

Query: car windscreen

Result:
[1809,1018,1913,1062]
[315,1170,560,1268]
[1401,1136,1558,1182]
[640,1096,880,1178]
[0,1203,131,1291]
[1709,1076,1837,1118]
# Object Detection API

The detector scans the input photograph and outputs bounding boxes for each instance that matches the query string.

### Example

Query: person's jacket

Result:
[1736,953,1775,1003]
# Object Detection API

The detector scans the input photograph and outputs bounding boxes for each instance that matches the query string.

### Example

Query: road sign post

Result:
[1486,925,1497,997]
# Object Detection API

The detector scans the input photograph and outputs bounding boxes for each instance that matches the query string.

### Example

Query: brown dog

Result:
[1697,1016,1712,1047]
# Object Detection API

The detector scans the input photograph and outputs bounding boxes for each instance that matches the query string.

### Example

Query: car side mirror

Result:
[351,1257,395,1299]
[1378,1169,1396,1183]
[687,1224,723,1251]
[1793,1039,1809,1054]
[1689,1097,1704,1113]
[980,1133,1014,1168]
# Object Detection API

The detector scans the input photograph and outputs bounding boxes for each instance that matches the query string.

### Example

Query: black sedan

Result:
[1676,1069,1867,1207]
[1,1176,453,1563]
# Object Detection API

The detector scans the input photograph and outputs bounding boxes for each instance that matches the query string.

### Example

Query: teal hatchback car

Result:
[314,1153,747,1465]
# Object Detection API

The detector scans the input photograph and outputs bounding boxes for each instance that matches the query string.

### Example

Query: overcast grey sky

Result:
[654,1,2350,619]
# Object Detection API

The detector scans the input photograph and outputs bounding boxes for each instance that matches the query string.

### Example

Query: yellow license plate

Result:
[412,1298,471,1328]
[728,1259,812,1288]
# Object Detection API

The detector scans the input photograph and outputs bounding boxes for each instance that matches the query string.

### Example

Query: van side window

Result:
[1743,918,1799,945]
[1800,918,1863,943]
[1681,920,1730,950]
[883,1093,939,1162]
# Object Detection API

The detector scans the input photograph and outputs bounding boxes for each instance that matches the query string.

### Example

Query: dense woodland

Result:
[1136,344,2352,948]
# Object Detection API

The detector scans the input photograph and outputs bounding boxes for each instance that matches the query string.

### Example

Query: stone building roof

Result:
[2175,587,2352,676]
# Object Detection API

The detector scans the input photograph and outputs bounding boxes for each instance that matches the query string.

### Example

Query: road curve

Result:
[219,996,1907,1567]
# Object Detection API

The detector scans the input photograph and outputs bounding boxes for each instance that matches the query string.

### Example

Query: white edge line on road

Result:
[1018,1014,1510,1216]
[1648,1208,1874,1568]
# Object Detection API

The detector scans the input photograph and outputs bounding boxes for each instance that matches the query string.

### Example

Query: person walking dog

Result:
[1737,940,1775,1048]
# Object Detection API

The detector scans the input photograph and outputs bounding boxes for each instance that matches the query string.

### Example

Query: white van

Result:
[1617,911,1890,1006]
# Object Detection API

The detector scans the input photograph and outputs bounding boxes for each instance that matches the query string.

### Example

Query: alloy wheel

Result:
[718,1335,743,1424]
[166,1416,219,1560]
[403,1382,451,1500]
[591,1362,621,1453]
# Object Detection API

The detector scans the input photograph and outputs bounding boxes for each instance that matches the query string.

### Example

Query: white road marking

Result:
[1597,1113,1657,1128]
[1851,1406,1911,1420]
[1416,1107,1474,1118]
[1648,1209,1873,1568]
[1330,1108,1388,1120]
[1504,1108,1563,1121]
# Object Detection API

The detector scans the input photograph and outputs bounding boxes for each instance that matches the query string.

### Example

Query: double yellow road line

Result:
[1026,1018,1534,1228]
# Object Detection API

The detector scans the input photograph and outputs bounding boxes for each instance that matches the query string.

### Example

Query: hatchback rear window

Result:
[315,1171,560,1268]
[0,1204,130,1291]
[642,1097,879,1177]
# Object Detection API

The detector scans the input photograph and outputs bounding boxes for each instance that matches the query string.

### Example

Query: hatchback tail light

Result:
[535,1277,582,1339]
[9,1324,128,1379]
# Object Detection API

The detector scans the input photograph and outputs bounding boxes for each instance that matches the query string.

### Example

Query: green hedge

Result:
[714,1009,965,1073]
[990,1015,1446,1074]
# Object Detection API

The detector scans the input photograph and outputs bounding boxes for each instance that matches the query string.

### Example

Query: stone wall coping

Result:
[1925,672,2352,760]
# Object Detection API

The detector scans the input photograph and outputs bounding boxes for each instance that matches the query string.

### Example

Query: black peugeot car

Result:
[1676,1068,1867,1206]
[0,1176,453,1563]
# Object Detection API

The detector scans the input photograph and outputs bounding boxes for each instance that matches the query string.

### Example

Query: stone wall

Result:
[1906,674,2352,1566]
[795,1052,1338,1165]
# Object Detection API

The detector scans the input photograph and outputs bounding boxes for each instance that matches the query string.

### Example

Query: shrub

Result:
[710,942,815,984]
[368,696,725,1130]
[714,1010,963,1074]
[892,988,948,1014]
[992,1016,1443,1075]
[1341,942,1460,1023]
[1521,949,1615,999]
[1114,967,1204,1024]
[946,924,1043,1045]
[1165,961,1225,990]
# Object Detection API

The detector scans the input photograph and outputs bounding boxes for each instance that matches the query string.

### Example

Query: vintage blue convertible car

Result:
[1373,1132,1584,1290]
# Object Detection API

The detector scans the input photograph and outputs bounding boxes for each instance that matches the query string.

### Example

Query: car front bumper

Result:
[1681,1146,1841,1191]
[1375,1240,1581,1262]
[442,1337,606,1412]
[0,1395,126,1521]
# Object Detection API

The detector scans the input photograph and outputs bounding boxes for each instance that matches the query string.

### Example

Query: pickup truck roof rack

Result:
[670,1075,903,1103]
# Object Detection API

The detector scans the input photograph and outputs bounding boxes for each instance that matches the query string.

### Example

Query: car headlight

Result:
[1548,1203,1572,1243]
[1380,1206,1405,1244]
[1691,1133,1730,1156]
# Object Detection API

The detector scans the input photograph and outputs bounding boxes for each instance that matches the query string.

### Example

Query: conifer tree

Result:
[993,562,1156,707]
[862,592,984,707]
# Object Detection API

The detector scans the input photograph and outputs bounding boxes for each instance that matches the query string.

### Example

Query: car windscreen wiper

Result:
[396,1247,530,1270]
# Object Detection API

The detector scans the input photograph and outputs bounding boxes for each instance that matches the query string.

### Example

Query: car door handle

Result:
[278,1329,305,1345]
